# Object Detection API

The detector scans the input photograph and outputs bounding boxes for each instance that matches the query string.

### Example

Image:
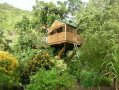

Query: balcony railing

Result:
[47,31,81,45]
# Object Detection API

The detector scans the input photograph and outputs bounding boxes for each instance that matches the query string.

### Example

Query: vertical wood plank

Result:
[65,24,66,41]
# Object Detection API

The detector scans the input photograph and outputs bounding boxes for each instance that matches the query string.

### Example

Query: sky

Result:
[0,0,89,11]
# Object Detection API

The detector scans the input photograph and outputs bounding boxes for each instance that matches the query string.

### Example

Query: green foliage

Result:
[15,16,32,31]
[75,0,119,88]
[13,15,47,62]
[54,59,67,72]
[0,3,32,53]
[32,1,68,28]
[0,51,19,89]
[80,70,99,88]
[14,30,46,51]
[0,3,30,31]
[79,32,114,71]
[0,1,77,90]
[26,69,75,90]
[0,51,18,74]
[67,58,81,81]
[0,30,11,51]
[24,50,55,75]
[99,77,112,86]
[0,72,11,89]
[0,70,21,90]
[67,0,82,14]
[101,47,119,85]
[1,0,119,89]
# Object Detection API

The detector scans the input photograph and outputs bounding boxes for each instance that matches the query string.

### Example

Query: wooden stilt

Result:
[69,50,77,60]
[68,44,78,60]
[57,43,66,59]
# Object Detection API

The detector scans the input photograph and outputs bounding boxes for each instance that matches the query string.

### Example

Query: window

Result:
[56,27,63,33]
[49,26,64,35]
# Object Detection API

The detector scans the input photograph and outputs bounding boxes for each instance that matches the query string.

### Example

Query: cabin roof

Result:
[48,20,65,31]
[48,20,77,33]
[58,20,77,28]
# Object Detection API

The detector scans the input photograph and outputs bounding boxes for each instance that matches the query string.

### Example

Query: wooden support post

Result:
[57,43,66,59]
[69,50,76,60]
[65,25,66,41]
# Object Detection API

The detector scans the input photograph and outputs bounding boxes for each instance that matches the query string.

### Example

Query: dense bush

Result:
[67,58,81,81]
[23,50,55,75]
[26,69,76,90]
[99,77,112,86]
[0,51,18,74]
[0,72,12,89]
[0,51,19,89]
[80,70,99,88]
[54,59,67,72]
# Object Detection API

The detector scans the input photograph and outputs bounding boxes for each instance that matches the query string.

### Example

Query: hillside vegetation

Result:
[0,0,119,90]
[0,3,30,31]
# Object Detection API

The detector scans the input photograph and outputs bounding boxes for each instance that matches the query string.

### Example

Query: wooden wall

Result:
[66,32,76,42]
[47,24,81,45]
[47,32,65,45]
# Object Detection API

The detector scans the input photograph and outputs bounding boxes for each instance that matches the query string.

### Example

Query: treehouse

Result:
[47,20,82,58]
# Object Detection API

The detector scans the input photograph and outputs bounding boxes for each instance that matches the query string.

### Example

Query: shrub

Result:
[24,51,55,75]
[0,51,18,74]
[0,51,18,89]
[21,50,55,85]
[67,59,81,81]
[0,72,11,89]
[80,70,99,88]
[99,77,112,86]
[54,59,67,72]
[26,69,76,90]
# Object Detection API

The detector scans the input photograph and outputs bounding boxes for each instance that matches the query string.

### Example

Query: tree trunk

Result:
[98,85,100,90]
[113,78,118,90]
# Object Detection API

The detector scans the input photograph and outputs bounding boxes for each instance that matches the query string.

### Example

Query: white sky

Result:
[0,0,89,11]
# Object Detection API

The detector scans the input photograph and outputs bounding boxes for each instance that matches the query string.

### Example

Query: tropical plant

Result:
[101,47,119,89]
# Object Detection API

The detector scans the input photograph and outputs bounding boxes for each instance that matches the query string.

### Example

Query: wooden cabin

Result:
[47,20,82,58]
[47,20,81,46]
